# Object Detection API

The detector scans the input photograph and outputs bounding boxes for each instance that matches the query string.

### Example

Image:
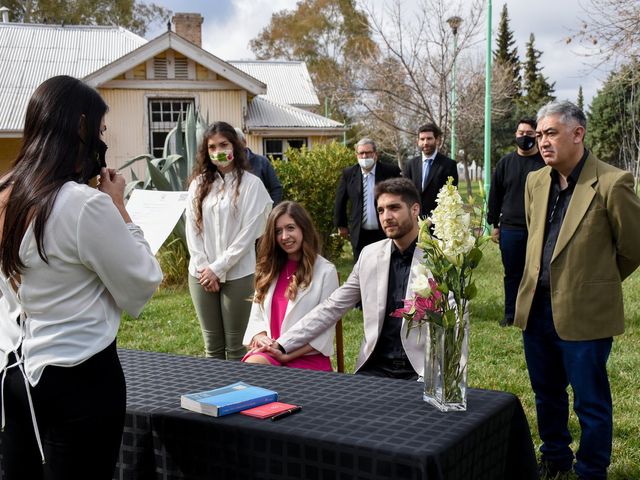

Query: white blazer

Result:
[243,256,339,356]
[278,238,428,376]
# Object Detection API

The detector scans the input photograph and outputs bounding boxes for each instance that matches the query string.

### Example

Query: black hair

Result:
[1,75,108,277]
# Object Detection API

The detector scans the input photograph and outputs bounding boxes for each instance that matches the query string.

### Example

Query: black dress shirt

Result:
[368,238,417,369]
[538,150,588,291]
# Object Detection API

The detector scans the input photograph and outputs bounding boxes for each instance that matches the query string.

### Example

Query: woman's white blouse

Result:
[0,182,163,386]
[186,171,272,282]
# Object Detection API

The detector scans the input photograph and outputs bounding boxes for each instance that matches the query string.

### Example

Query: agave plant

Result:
[119,105,208,246]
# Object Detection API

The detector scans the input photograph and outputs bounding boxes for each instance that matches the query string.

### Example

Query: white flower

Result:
[430,180,475,260]
[410,264,432,297]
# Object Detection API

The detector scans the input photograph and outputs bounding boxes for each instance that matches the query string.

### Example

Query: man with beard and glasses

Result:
[263,178,430,380]
[487,118,545,327]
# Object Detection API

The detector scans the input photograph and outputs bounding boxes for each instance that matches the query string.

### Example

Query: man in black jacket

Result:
[402,123,458,218]
[487,118,545,326]
[334,138,401,261]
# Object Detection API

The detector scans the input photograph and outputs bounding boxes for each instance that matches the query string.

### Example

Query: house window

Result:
[263,138,307,160]
[148,98,195,158]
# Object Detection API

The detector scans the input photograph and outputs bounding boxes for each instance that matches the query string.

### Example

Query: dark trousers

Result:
[353,228,386,262]
[499,226,528,321]
[523,292,612,480]
[1,341,126,480]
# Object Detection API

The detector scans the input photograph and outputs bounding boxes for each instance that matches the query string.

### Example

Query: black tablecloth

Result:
[114,349,536,480]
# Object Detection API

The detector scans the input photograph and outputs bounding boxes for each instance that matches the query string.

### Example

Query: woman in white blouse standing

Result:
[0,76,163,479]
[186,122,272,360]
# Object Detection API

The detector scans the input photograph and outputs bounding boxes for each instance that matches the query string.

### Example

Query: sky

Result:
[147,0,609,108]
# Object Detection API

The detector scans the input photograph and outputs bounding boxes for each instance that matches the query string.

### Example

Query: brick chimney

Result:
[172,13,203,47]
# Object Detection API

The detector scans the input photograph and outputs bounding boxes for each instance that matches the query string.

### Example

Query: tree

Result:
[491,4,524,170]
[345,0,485,165]
[587,63,640,181]
[249,0,378,119]
[3,0,170,36]
[519,33,555,115]
[570,0,640,71]
[577,85,585,111]
[493,4,521,98]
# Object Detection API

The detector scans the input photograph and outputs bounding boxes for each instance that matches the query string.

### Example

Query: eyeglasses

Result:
[356,151,375,156]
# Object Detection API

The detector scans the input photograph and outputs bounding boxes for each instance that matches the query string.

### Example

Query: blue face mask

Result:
[516,135,536,151]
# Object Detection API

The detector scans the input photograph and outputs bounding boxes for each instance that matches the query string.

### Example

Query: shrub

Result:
[273,142,354,260]
[157,234,189,288]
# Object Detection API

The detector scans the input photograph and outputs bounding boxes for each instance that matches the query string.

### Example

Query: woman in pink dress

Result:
[242,201,338,370]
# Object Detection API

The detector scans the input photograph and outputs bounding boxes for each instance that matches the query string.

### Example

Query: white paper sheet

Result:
[125,189,189,254]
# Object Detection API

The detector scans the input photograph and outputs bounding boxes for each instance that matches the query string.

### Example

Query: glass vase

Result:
[423,319,469,412]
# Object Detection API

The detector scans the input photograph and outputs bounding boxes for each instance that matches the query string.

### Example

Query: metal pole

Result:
[447,16,462,161]
[483,0,492,230]
[451,31,458,160]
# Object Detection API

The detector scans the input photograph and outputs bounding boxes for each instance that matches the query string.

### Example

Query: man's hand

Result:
[491,227,500,244]
[254,341,292,363]
[338,227,349,238]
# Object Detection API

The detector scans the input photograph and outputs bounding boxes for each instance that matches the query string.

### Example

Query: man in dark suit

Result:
[403,123,458,218]
[334,138,401,261]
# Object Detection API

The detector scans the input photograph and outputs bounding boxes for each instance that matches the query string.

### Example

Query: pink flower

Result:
[391,279,443,321]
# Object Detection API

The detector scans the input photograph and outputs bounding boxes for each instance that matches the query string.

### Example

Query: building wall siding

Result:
[0,138,22,174]
[98,88,244,180]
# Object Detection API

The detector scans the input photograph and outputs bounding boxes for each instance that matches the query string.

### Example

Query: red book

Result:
[240,402,300,419]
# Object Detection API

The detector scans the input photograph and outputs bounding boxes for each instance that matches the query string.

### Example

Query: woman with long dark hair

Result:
[186,122,272,360]
[242,201,338,370]
[0,75,162,479]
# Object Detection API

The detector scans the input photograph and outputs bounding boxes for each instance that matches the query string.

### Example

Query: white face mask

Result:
[358,157,375,170]
[210,150,234,167]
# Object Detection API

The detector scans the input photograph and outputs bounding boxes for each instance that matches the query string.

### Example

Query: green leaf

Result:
[466,248,483,268]
[464,282,477,300]
[118,154,153,172]
[146,159,173,191]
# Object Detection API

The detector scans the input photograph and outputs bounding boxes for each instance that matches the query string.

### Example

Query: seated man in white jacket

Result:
[267,178,429,379]
[242,201,338,371]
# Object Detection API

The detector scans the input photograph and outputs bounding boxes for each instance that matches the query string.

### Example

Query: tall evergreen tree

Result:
[587,63,640,171]
[520,33,555,115]
[493,4,521,97]
[577,86,585,111]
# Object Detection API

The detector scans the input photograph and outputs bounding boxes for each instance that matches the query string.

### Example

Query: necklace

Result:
[285,266,294,280]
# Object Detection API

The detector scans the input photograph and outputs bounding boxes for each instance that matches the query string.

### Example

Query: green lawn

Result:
[119,242,640,479]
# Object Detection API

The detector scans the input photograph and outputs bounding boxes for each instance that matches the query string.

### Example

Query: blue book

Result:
[180,382,278,417]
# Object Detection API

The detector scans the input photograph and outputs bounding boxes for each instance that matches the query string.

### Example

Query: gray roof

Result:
[230,60,320,108]
[247,96,343,130]
[0,23,146,132]
[0,23,340,134]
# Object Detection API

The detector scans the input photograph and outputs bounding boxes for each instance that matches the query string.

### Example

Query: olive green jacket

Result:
[515,152,640,340]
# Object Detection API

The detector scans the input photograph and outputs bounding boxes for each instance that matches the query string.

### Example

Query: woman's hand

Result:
[98,167,131,223]
[250,333,272,350]
[198,267,220,292]
[252,343,292,363]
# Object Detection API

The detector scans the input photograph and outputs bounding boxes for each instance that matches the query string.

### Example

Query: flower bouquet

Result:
[393,177,488,411]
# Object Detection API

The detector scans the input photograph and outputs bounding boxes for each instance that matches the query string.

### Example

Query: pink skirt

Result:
[241,351,332,371]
